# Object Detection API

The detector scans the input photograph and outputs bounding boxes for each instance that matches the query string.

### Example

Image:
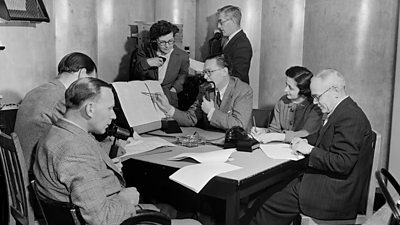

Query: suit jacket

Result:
[211,30,252,84]
[133,43,189,107]
[173,76,253,131]
[33,119,135,225]
[300,97,373,219]
[14,79,66,171]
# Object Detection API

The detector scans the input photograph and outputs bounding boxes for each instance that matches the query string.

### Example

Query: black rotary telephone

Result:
[224,126,260,152]
[198,76,216,102]
[106,122,133,158]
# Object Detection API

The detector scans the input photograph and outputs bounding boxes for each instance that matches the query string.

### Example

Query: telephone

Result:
[224,126,260,152]
[106,122,134,158]
[198,80,216,101]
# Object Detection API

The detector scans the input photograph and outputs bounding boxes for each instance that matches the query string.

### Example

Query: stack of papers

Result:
[260,143,304,161]
[168,149,241,193]
[122,136,176,156]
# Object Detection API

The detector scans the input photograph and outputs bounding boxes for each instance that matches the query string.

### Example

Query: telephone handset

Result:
[106,122,134,159]
[198,80,216,101]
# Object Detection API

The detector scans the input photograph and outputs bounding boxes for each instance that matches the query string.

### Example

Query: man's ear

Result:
[85,102,94,118]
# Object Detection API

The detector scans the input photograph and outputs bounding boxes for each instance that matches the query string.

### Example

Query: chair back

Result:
[30,180,84,225]
[252,108,274,127]
[0,132,34,225]
[375,168,400,224]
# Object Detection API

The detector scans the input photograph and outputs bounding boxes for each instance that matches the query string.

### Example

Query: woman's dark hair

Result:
[149,20,179,41]
[58,52,97,75]
[65,77,111,110]
[285,66,313,98]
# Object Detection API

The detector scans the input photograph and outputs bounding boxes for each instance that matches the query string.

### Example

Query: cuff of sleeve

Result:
[207,108,216,121]
[166,107,175,117]
[284,131,295,143]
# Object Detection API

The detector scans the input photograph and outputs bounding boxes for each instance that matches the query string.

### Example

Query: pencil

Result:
[253,116,258,133]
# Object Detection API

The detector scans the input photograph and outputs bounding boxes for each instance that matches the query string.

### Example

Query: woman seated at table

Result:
[252,66,323,143]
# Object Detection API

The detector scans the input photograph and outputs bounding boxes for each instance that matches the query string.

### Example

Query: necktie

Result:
[216,91,222,107]
[221,36,229,49]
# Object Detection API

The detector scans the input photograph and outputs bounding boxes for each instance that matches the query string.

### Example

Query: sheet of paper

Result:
[260,143,304,161]
[112,81,165,127]
[122,136,175,156]
[189,58,204,72]
[169,163,241,193]
[168,149,236,163]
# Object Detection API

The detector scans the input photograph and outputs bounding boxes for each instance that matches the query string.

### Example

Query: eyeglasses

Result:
[217,18,231,25]
[157,38,175,46]
[202,68,224,77]
[312,87,333,102]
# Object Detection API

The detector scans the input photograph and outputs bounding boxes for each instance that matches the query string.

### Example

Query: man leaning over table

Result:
[33,77,200,225]
[249,69,373,225]
[153,54,253,131]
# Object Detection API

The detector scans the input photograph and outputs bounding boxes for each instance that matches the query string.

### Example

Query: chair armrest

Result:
[121,209,171,225]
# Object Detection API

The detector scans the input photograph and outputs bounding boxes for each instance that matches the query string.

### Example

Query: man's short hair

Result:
[149,20,179,41]
[65,77,111,110]
[286,66,313,98]
[218,5,242,25]
[205,54,231,73]
[315,68,346,90]
[58,52,97,75]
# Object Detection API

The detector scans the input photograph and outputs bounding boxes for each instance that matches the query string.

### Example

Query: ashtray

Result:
[175,132,206,147]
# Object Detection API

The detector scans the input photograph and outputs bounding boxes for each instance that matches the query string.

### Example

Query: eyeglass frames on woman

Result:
[157,38,175,46]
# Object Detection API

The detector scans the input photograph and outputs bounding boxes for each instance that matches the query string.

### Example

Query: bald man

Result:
[250,69,373,225]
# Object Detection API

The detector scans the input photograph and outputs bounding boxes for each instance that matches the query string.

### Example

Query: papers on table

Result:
[170,163,241,193]
[189,58,204,72]
[169,148,236,163]
[260,143,304,161]
[122,136,176,156]
[168,149,240,193]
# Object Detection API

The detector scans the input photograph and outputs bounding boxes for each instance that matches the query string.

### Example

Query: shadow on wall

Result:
[198,13,219,61]
[114,38,138,82]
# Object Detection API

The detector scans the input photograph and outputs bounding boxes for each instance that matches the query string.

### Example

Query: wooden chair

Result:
[0,132,34,225]
[299,131,381,225]
[375,168,400,225]
[252,108,274,127]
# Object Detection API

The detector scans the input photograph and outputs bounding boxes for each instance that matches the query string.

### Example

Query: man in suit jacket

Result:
[14,52,97,172]
[210,5,252,84]
[131,20,189,108]
[250,69,373,224]
[154,54,253,131]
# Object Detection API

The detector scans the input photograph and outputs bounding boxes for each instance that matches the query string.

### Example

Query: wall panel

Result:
[303,0,398,166]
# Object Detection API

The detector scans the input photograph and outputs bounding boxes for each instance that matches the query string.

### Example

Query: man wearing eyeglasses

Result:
[209,5,253,84]
[154,54,253,131]
[250,69,373,225]
[131,20,189,108]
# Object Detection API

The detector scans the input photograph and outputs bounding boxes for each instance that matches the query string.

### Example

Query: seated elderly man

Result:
[250,69,373,225]
[33,77,199,225]
[154,54,253,131]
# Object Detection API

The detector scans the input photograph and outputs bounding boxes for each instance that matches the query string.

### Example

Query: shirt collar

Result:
[327,95,349,119]
[60,118,88,133]
[227,29,242,45]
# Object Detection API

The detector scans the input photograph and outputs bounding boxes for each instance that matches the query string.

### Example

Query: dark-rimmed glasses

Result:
[312,87,334,102]
[157,38,175,46]
[202,68,224,77]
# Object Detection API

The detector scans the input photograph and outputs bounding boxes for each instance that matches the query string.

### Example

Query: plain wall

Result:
[303,0,398,167]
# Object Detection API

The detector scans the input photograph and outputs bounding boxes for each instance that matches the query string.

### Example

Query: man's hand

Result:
[153,93,173,113]
[119,187,140,206]
[291,137,314,155]
[146,57,164,67]
[201,96,215,114]
[250,127,267,137]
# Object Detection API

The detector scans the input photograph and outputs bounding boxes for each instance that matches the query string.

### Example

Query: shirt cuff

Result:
[166,107,175,117]
[207,108,216,121]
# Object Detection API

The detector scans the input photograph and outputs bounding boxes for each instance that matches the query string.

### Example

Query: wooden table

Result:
[122,127,304,225]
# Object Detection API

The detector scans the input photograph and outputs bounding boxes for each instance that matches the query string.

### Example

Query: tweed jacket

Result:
[300,97,373,219]
[33,119,135,225]
[133,43,189,107]
[173,76,253,131]
[14,79,66,171]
